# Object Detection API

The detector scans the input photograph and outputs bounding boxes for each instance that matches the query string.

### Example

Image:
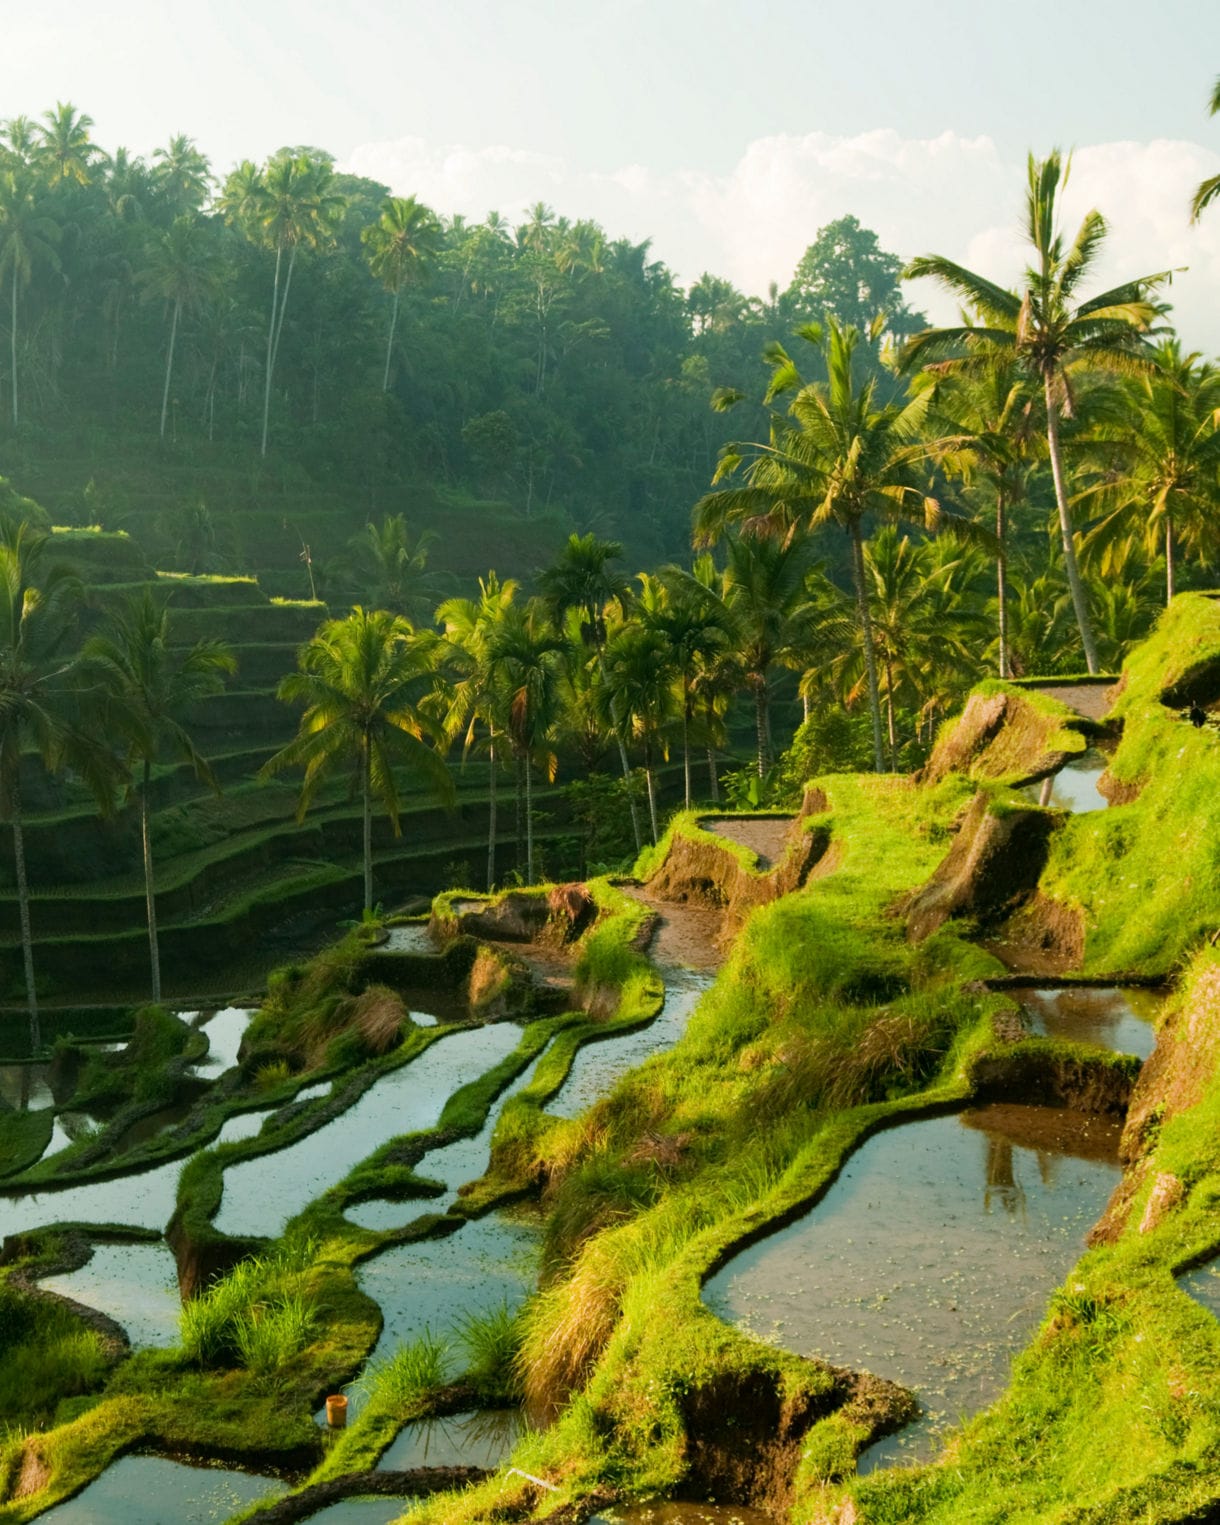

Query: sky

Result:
[7,0,1220,344]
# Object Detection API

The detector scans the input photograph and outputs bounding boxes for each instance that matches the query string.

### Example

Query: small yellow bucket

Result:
[325,1394,348,1429]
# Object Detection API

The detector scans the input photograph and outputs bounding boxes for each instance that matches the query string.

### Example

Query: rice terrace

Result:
[4,11,1220,1523]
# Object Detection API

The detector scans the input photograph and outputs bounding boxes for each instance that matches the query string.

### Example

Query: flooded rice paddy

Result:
[1028,751,1110,813]
[548,969,710,1119]
[1180,1259,1220,1319]
[703,1103,1122,1471]
[41,1240,182,1346]
[36,1455,279,1522]
[377,1406,524,1470]
[1016,985,1160,1058]
[214,1023,522,1239]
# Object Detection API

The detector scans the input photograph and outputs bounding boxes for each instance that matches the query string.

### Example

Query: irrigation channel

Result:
[0,924,714,1522]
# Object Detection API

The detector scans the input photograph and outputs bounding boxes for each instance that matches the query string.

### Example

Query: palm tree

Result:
[642,571,729,809]
[350,515,440,619]
[221,152,345,455]
[362,196,442,391]
[695,318,959,772]
[0,169,60,427]
[1076,340,1220,604]
[926,350,1038,677]
[485,601,563,884]
[151,135,212,214]
[137,215,222,439]
[598,624,677,843]
[537,533,642,850]
[85,592,236,1003]
[0,522,116,1050]
[903,150,1167,674]
[262,608,453,915]
[1191,76,1220,221]
[437,572,519,891]
[35,102,104,184]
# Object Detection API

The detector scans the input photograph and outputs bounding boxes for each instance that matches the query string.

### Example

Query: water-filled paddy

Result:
[192,1005,252,1072]
[215,1024,522,1238]
[1029,751,1109,813]
[1180,1259,1220,1319]
[0,1108,274,1238]
[548,970,710,1119]
[40,1240,182,1346]
[703,1103,1122,1470]
[36,1455,279,1522]
[1017,985,1160,1058]
[302,1501,410,1524]
[383,924,436,953]
[377,1406,524,1471]
[358,1206,540,1370]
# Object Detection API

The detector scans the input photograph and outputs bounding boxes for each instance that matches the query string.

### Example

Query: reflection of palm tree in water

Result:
[983,1138,1028,1217]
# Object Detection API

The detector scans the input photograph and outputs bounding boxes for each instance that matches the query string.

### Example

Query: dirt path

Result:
[700,815,793,870]
[1030,683,1118,722]
[620,883,724,970]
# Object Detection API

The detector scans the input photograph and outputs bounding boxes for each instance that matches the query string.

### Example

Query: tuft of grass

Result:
[454,1302,524,1402]
[356,1330,450,1407]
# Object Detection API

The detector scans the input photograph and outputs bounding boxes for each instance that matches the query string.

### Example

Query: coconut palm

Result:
[262,608,453,915]
[221,151,345,455]
[151,134,212,214]
[1191,77,1220,222]
[0,522,117,1050]
[350,515,440,619]
[903,150,1167,674]
[485,601,564,884]
[1076,340,1220,604]
[641,571,730,809]
[0,169,60,427]
[85,592,236,1003]
[598,623,677,842]
[137,215,222,439]
[36,102,104,184]
[537,533,642,850]
[695,318,961,772]
[362,196,442,391]
[437,572,519,891]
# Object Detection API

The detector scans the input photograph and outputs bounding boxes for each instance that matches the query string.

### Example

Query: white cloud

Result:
[344,128,1220,351]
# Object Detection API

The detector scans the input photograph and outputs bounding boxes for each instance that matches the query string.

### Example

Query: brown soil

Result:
[620,883,724,970]
[702,816,793,871]
[983,893,1085,975]
[1029,682,1118,721]
[921,689,1084,787]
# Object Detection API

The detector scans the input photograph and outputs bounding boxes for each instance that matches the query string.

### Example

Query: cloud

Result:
[344,128,1220,350]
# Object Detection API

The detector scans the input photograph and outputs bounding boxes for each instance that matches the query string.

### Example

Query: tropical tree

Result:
[0,522,116,1050]
[695,318,960,772]
[437,572,519,891]
[262,607,453,914]
[926,350,1038,677]
[1191,76,1220,221]
[221,151,345,454]
[349,515,440,619]
[903,150,1166,673]
[641,571,729,808]
[598,623,677,842]
[1076,340,1220,604]
[35,102,104,184]
[85,592,236,1003]
[485,600,564,884]
[537,533,642,849]
[362,195,442,391]
[137,215,222,439]
[0,169,60,426]
[151,134,212,214]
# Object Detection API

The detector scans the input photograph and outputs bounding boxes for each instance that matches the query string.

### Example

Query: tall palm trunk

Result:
[525,754,534,884]
[885,659,898,771]
[596,650,642,852]
[159,298,181,442]
[643,738,659,843]
[140,760,162,1004]
[996,493,1009,679]
[10,268,18,428]
[11,790,38,1052]
[753,678,769,778]
[514,753,525,874]
[1044,382,1099,674]
[707,746,719,802]
[382,287,400,391]
[1166,517,1176,605]
[486,724,497,892]
[681,684,692,810]
[260,242,283,457]
[361,736,373,915]
[849,524,885,773]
